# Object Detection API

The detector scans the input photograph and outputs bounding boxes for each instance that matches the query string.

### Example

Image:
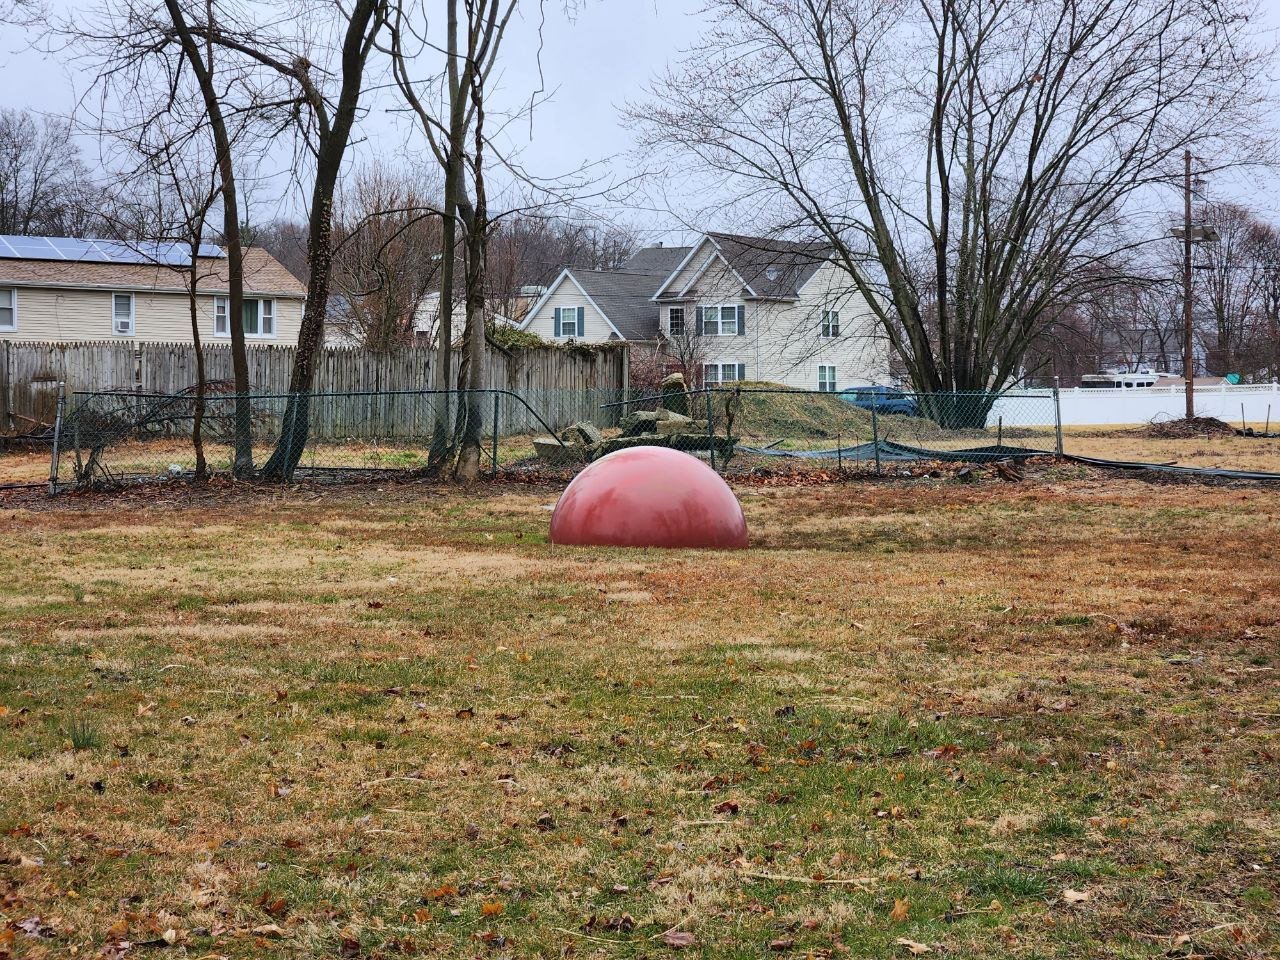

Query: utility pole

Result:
[1173,152,1217,420]
[1182,150,1194,419]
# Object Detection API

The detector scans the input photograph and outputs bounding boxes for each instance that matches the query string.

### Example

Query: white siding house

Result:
[0,237,306,345]
[520,232,890,391]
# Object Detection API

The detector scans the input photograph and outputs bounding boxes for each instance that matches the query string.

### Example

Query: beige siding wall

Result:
[0,285,304,344]
[665,260,891,389]
[665,239,716,295]
[523,274,617,342]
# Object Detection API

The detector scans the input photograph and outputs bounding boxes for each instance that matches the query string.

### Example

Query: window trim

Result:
[0,287,15,332]
[668,306,685,337]
[820,309,840,338]
[554,305,584,338]
[818,364,837,392]
[213,296,278,340]
[111,291,136,337]
[703,361,746,385]
[697,304,745,336]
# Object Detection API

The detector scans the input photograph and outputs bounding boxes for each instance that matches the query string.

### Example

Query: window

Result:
[696,305,745,336]
[111,293,135,335]
[0,288,14,331]
[818,365,837,392]
[554,305,584,338]
[668,307,685,337]
[821,310,840,337]
[703,362,746,384]
[213,297,277,339]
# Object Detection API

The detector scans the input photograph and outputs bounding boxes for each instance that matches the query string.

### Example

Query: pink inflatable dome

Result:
[549,446,748,549]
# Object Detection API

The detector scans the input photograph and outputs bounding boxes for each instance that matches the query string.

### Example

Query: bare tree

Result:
[486,216,639,319]
[246,219,310,287]
[180,0,395,480]
[69,0,273,476]
[329,164,443,350]
[637,0,1273,421]
[0,109,106,235]
[1248,221,1280,381]
[387,0,516,479]
[1196,202,1269,376]
[109,139,224,477]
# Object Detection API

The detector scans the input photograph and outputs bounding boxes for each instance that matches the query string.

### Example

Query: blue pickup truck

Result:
[838,385,920,417]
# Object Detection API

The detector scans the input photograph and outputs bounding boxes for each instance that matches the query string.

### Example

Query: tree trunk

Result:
[187,243,207,479]
[454,70,489,482]
[258,0,385,480]
[165,0,252,475]
[425,0,468,475]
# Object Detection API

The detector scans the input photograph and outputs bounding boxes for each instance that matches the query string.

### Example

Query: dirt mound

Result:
[724,382,943,441]
[1141,417,1237,439]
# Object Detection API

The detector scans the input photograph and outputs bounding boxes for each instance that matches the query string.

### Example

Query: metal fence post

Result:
[48,381,66,495]
[705,387,716,471]
[491,391,500,474]
[1052,376,1064,456]
[871,399,881,476]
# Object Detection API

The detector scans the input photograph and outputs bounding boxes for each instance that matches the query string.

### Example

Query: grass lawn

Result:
[0,473,1277,958]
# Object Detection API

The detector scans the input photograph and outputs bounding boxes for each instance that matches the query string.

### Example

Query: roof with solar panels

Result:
[0,235,306,297]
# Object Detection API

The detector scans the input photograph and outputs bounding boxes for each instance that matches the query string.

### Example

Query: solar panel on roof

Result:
[0,235,226,265]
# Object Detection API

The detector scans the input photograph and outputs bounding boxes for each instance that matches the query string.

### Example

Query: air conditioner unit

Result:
[114,319,132,334]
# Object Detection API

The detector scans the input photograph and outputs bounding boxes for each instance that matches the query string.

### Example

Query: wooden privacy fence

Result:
[0,340,628,434]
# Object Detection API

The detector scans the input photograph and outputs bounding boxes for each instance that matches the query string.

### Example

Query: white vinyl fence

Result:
[990,383,1280,428]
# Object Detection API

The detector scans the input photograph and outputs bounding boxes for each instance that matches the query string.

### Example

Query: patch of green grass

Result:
[1053,613,1094,627]
[61,714,103,752]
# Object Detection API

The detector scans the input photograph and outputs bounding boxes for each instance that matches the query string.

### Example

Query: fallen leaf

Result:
[481,900,504,917]
[661,929,696,949]
[895,938,931,955]
[890,898,910,923]
[1062,888,1090,904]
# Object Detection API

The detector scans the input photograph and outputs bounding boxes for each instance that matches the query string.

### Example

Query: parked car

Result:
[839,385,920,417]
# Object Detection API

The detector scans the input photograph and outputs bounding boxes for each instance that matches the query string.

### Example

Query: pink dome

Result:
[549,446,748,549]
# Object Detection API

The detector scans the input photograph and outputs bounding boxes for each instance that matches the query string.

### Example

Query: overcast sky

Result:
[2,0,1278,238]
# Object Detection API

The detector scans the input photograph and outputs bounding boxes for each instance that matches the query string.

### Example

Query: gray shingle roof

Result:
[705,232,832,300]
[570,246,691,340]
[555,234,834,341]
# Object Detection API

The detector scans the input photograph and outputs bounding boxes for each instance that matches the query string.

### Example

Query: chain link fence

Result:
[47,388,619,490]
[24,380,1280,493]
[641,386,1061,475]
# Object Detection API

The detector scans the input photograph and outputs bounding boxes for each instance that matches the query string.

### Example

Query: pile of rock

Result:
[531,373,736,465]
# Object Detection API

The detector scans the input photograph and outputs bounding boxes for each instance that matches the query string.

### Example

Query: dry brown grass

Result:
[0,473,1276,958]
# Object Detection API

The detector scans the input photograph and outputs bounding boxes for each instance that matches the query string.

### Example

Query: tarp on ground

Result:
[737,440,1047,463]
[1064,454,1280,482]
